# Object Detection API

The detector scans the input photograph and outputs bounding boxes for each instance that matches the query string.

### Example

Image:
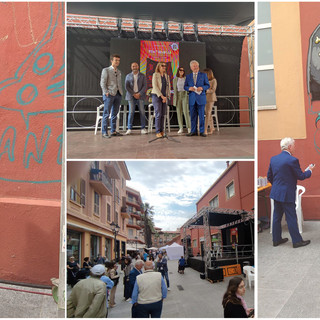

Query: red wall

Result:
[0,3,64,285]
[197,162,254,212]
[258,3,320,219]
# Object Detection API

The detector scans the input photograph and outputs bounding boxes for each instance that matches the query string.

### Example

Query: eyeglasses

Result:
[179,69,184,72]
[238,285,246,289]
[161,65,166,67]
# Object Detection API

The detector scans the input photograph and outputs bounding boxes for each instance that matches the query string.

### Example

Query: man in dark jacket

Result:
[267,137,314,248]
[128,260,144,299]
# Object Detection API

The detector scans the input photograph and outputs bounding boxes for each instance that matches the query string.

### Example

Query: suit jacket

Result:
[100,66,123,96]
[125,72,147,100]
[129,267,142,289]
[151,72,171,100]
[184,72,210,106]
[172,77,188,107]
[267,151,311,203]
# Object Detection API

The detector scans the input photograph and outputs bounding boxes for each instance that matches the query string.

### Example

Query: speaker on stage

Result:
[207,267,224,282]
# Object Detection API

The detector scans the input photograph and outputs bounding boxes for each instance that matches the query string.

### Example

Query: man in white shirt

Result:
[125,62,147,135]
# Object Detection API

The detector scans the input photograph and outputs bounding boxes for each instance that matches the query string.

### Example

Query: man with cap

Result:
[67,264,108,318]
[131,261,167,318]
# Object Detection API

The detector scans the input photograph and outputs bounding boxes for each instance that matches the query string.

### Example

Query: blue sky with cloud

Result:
[126,161,228,231]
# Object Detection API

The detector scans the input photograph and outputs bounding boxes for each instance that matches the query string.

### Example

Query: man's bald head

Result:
[144,261,154,270]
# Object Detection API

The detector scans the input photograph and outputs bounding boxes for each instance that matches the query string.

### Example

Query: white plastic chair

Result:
[270,185,305,234]
[243,266,254,289]
[212,105,220,131]
[147,103,170,133]
[94,104,121,135]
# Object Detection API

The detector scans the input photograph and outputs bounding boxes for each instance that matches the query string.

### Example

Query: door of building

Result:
[90,235,101,261]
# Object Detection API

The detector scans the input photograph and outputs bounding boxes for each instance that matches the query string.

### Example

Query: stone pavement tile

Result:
[108,259,254,318]
[276,290,320,318]
[0,285,59,318]
[258,288,292,318]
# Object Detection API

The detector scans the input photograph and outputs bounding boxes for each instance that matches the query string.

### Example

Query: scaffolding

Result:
[182,207,254,277]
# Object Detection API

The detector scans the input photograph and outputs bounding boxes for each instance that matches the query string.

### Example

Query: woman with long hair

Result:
[151,62,171,137]
[203,68,217,135]
[123,257,133,301]
[173,67,191,134]
[222,277,253,318]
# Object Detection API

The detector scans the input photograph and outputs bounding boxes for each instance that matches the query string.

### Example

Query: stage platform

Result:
[187,256,254,274]
[67,127,254,159]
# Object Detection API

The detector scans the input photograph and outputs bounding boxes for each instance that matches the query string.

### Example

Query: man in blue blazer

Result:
[267,137,314,248]
[125,62,147,135]
[128,260,144,299]
[184,60,210,137]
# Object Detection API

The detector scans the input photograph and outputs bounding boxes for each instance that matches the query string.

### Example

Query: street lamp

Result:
[110,221,120,261]
[134,236,138,251]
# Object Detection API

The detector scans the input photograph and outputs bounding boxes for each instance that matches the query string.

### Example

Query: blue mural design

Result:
[0,3,64,183]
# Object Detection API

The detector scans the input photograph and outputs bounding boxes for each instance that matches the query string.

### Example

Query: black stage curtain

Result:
[67,28,244,128]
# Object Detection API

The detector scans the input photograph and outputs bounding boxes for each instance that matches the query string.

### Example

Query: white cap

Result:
[91,264,105,276]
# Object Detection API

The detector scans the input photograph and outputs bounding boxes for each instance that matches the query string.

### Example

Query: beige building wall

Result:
[258,2,307,140]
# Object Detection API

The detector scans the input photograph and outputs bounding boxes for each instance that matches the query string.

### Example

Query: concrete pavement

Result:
[108,259,254,318]
[258,220,320,317]
[0,283,63,318]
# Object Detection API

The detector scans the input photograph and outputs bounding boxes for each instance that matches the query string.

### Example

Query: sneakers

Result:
[156,133,163,138]
[188,128,191,133]
[111,132,123,136]
[178,128,183,134]
[167,287,171,291]
[126,298,132,302]
[141,128,148,134]
[125,129,132,135]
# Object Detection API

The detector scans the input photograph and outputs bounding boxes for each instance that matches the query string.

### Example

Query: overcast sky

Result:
[126,161,228,231]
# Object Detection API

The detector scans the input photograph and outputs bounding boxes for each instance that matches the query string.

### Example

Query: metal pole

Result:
[235,244,239,265]
[57,104,66,316]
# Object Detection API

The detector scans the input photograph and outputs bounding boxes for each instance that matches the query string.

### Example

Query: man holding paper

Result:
[267,137,315,248]
[184,60,210,137]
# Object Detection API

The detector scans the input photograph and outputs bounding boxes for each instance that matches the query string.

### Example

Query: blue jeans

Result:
[132,300,163,318]
[152,94,167,134]
[102,92,122,134]
[189,102,205,134]
[128,98,146,129]
[161,271,169,288]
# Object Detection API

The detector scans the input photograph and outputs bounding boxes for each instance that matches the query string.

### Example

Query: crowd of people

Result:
[100,54,218,138]
[67,250,171,318]
[67,250,253,318]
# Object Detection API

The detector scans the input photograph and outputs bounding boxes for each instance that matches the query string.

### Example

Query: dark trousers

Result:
[132,300,163,318]
[189,102,205,134]
[152,94,167,134]
[272,200,303,244]
[102,92,122,134]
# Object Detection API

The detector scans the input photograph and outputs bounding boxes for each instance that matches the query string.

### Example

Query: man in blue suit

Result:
[267,137,314,248]
[128,260,144,300]
[125,62,147,135]
[184,60,210,137]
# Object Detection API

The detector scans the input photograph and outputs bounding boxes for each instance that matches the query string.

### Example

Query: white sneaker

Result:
[141,128,148,134]
[125,129,132,135]
[167,287,171,291]
[177,129,183,134]
[126,298,132,302]
[188,128,191,133]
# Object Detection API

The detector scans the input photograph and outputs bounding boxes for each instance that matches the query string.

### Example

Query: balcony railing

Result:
[89,168,112,195]
[105,161,120,179]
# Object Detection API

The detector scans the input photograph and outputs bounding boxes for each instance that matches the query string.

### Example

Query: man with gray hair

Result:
[131,261,167,318]
[128,259,144,301]
[267,137,314,248]
[184,60,210,137]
